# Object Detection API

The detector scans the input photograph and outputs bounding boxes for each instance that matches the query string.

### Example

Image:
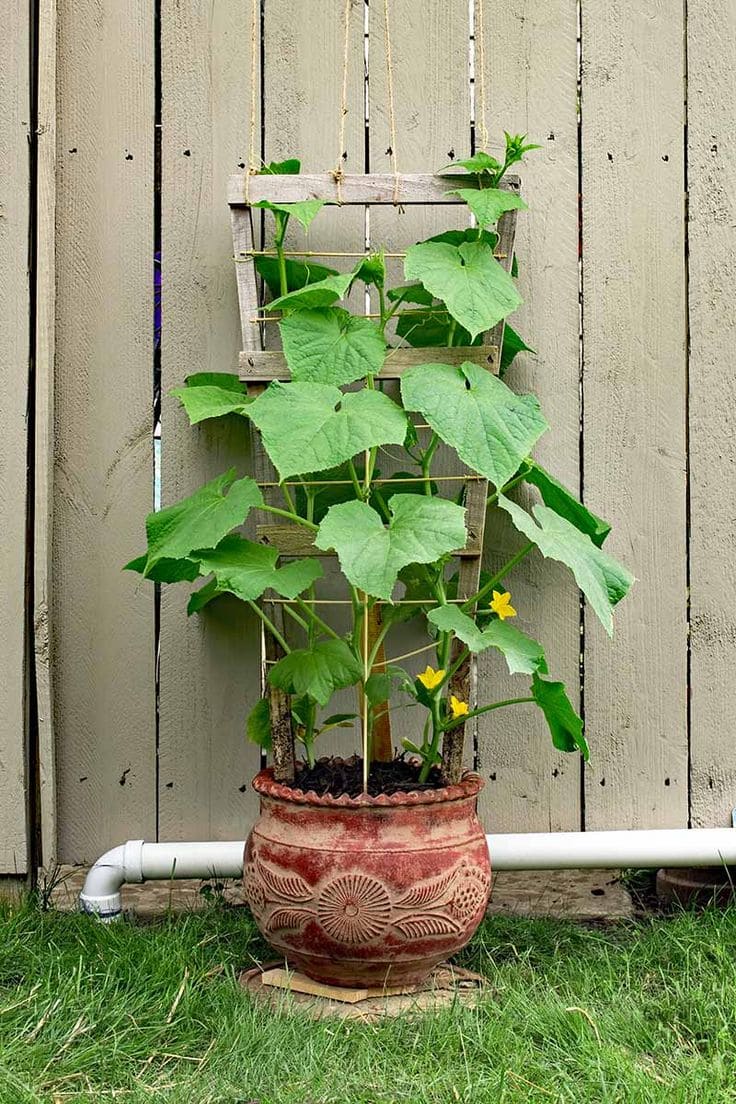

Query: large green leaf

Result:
[268,639,363,706]
[524,462,611,548]
[315,494,467,600]
[404,240,521,340]
[401,361,548,488]
[269,271,354,312]
[192,535,322,604]
[448,187,527,227]
[251,199,327,232]
[254,256,338,298]
[427,605,547,675]
[280,307,385,386]
[500,325,535,376]
[134,470,263,579]
[172,373,250,425]
[531,672,588,758]
[247,382,407,481]
[498,494,633,635]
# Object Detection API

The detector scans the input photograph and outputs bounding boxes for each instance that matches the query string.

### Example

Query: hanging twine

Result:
[330,0,353,204]
[475,0,490,152]
[383,0,401,204]
[244,0,260,203]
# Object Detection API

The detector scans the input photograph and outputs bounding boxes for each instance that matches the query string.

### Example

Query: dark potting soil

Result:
[294,754,445,798]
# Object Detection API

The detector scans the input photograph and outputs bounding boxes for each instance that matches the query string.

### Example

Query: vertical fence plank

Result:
[581,2,688,828]
[54,0,156,861]
[476,0,582,833]
[0,0,30,873]
[35,0,58,865]
[369,0,471,754]
[688,1,736,827]
[159,1,262,838]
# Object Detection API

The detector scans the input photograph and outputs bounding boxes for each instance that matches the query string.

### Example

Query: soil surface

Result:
[294,754,445,798]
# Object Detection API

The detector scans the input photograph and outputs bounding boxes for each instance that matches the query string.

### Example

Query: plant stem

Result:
[418,697,443,782]
[294,596,342,642]
[486,464,531,507]
[443,696,535,732]
[461,541,535,612]
[281,603,310,635]
[259,504,319,532]
[246,600,290,654]
[421,433,439,496]
[274,212,289,297]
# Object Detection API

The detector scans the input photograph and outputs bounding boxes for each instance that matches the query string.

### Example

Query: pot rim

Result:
[252,767,484,808]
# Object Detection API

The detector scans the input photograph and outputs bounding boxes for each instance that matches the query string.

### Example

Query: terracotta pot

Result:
[243,768,490,988]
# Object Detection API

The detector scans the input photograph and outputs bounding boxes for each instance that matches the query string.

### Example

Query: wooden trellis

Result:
[228,172,520,784]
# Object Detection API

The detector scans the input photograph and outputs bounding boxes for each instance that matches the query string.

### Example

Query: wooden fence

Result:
[2,0,735,871]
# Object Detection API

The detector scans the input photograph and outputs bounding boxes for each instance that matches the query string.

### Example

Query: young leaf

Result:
[500,324,535,376]
[172,376,250,425]
[187,578,221,615]
[246,697,272,750]
[125,553,200,584]
[404,240,522,340]
[354,252,385,289]
[498,495,633,636]
[427,605,547,675]
[268,639,363,706]
[251,199,327,232]
[427,227,499,249]
[254,255,338,298]
[182,372,247,391]
[137,470,263,578]
[315,494,467,600]
[401,361,548,488]
[260,158,301,175]
[448,187,527,227]
[280,307,385,386]
[269,271,354,312]
[524,462,612,548]
[531,672,588,758]
[247,382,407,481]
[439,151,502,175]
[192,535,322,603]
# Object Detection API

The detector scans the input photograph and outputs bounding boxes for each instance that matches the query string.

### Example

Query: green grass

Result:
[2,896,736,1103]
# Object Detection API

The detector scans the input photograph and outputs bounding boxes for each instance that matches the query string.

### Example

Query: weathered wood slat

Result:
[368,0,478,773]
[0,0,31,872]
[34,0,59,867]
[475,0,583,834]
[239,345,499,380]
[687,0,736,827]
[229,171,519,206]
[581,1,688,829]
[53,0,156,862]
[256,525,484,560]
[159,0,262,839]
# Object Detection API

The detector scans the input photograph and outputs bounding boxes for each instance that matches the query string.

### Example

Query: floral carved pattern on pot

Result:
[316,874,392,944]
[243,850,490,945]
[449,864,491,923]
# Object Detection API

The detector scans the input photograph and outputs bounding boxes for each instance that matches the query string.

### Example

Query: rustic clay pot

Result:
[243,768,490,988]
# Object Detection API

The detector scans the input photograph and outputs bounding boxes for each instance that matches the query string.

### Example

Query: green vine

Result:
[127,136,634,787]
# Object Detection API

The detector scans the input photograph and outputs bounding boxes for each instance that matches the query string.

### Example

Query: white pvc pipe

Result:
[80,840,245,921]
[488,828,736,871]
[80,827,736,920]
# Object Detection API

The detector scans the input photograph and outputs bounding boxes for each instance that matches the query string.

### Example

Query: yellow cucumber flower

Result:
[418,665,445,691]
[449,695,469,719]
[490,589,516,620]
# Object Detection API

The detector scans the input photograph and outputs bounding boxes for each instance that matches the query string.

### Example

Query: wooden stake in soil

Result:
[366,605,392,762]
